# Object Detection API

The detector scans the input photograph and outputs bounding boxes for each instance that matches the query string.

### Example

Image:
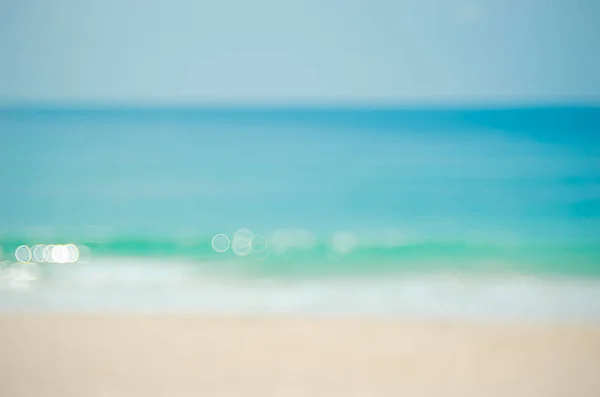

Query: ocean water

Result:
[1,106,599,318]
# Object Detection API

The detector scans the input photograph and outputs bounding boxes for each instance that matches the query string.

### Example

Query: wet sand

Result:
[0,315,599,396]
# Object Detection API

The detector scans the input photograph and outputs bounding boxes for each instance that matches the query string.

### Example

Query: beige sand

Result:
[0,316,599,397]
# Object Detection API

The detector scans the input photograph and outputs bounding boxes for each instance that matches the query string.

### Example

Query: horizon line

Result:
[1,99,600,111]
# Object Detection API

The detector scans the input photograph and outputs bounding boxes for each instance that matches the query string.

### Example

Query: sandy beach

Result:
[0,315,599,396]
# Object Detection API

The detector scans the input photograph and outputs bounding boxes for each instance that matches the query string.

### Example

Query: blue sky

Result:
[1,0,599,104]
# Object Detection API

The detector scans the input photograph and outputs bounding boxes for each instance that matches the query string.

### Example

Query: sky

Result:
[0,0,599,104]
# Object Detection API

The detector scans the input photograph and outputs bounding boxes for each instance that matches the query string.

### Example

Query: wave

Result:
[2,234,599,277]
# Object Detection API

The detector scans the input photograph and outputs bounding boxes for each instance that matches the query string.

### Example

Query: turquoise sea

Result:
[1,106,599,318]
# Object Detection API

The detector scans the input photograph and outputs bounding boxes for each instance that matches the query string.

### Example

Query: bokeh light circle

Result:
[66,244,79,262]
[250,235,268,253]
[211,234,230,253]
[15,245,32,264]
[52,245,70,263]
[232,237,252,256]
[32,244,49,262]
[231,229,253,256]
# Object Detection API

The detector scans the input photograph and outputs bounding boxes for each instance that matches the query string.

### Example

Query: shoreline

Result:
[2,270,600,321]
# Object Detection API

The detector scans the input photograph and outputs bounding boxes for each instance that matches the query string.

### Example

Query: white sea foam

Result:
[1,258,600,322]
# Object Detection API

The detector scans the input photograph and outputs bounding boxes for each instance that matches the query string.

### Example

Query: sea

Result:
[1,106,599,320]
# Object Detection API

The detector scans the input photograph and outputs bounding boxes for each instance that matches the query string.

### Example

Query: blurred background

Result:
[0,0,599,318]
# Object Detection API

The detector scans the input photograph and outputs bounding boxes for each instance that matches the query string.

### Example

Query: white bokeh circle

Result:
[211,234,230,253]
[15,245,32,264]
